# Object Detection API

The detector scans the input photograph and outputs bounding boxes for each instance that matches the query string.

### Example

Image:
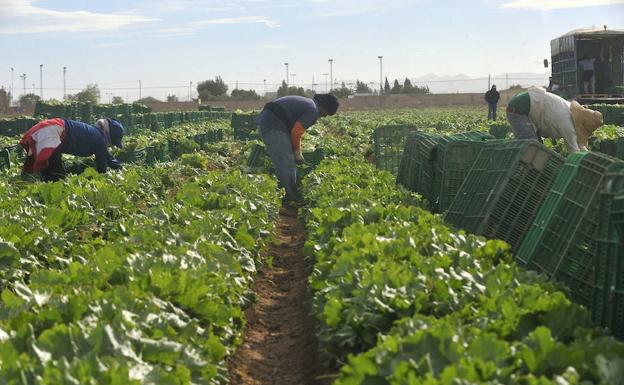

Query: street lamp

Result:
[284,63,289,86]
[20,73,26,96]
[328,59,333,92]
[322,73,329,93]
[378,56,383,95]
[263,79,267,96]
[63,67,67,100]
[39,64,43,99]
[189,81,193,101]
[10,67,14,105]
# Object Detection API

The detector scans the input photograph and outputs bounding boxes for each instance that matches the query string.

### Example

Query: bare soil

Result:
[229,206,321,385]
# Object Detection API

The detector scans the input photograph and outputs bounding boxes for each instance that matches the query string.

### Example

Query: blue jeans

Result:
[258,125,302,202]
[506,112,539,140]
[488,103,497,120]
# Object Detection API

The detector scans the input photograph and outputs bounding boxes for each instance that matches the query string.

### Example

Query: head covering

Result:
[492,85,497,89]
[95,118,124,148]
[108,118,124,148]
[313,93,339,116]
[570,101,603,149]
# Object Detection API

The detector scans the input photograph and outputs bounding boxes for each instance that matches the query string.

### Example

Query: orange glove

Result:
[291,121,305,150]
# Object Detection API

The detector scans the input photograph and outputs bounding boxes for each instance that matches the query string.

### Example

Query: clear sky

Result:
[1,0,623,101]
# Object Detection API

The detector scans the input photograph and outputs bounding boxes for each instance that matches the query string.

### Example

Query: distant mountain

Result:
[406,73,549,94]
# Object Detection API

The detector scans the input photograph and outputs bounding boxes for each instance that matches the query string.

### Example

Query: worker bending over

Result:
[256,94,339,205]
[20,118,124,181]
[506,86,603,153]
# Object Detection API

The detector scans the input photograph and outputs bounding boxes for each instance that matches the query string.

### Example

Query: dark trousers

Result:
[41,148,66,182]
[488,103,498,120]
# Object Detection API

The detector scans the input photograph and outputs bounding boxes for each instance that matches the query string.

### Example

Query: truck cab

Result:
[549,27,624,103]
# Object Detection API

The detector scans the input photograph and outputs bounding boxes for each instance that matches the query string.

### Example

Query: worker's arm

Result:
[291,121,305,150]
[559,121,581,153]
[93,144,110,173]
[107,154,123,170]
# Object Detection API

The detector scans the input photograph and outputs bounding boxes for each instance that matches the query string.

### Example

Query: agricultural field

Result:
[0,107,623,385]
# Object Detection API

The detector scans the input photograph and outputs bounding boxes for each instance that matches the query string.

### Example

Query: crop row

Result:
[303,159,624,385]
[0,155,279,384]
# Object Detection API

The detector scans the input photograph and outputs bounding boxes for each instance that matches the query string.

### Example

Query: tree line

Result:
[1,75,432,113]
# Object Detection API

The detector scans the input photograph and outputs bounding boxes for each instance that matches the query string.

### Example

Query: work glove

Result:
[294,150,305,165]
[108,159,123,170]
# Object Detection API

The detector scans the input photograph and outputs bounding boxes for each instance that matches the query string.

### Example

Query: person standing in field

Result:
[20,117,124,181]
[256,94,339,205]
[579,55,597,94]
[485,85,500,121]
[506,86,603,153]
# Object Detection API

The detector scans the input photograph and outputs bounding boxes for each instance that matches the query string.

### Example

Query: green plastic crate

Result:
[445,140,564,252]
[593,137,624,160]
[517,152,623,307]
[433,140,488,213]
[231,113,258,140]
[374,125,417,175]
[396,132,437,199]
[0,149,10,171]
[592,164,624,339]
[396,133,418,189]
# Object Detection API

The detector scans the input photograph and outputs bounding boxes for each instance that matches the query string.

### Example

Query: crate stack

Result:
[231,113,258,140]
[373,125,418,175]
[396,132,439,200]
[516,152,623,307]
[592,163,624,339]
[433,137,490,212]
[445,140,564,252]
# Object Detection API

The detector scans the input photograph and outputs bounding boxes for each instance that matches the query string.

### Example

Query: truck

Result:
[548,26,624,104]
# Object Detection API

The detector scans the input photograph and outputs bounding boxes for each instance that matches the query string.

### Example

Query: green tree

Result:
[111,96,124,104]
[0,88,9,114]
[277,81,306,97]
[197,76,228,100]
[67,83,100,104]
[403,78,414,93]
[19,93,41,110]
[355,80,372,94]
[391,79,403,94]
[384,77,391,94]
[231,89,260,100]
[166,94,179,102]
[331,82,353,98]
[137,97,160,103]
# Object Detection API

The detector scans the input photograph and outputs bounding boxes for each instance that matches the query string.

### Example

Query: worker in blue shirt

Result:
[20,117,124,181]
[256,94,339,205]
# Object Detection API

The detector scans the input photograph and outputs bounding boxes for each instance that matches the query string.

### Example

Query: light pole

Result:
[322,73,329,93]
[138,80,142,100]
[10,67,14,105]
[189,81,193,101]
[378,56,383,95]
[63,67,67,100]
[39,64,43,99]
[284,62,289,86]
[20,73,26,96]
[328,59,333,92]
[263,79,266,96]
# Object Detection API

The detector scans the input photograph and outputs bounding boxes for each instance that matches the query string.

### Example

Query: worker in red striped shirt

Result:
[256,94,339,206]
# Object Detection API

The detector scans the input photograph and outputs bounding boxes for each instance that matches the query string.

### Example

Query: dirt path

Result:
[229,206,321,385]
